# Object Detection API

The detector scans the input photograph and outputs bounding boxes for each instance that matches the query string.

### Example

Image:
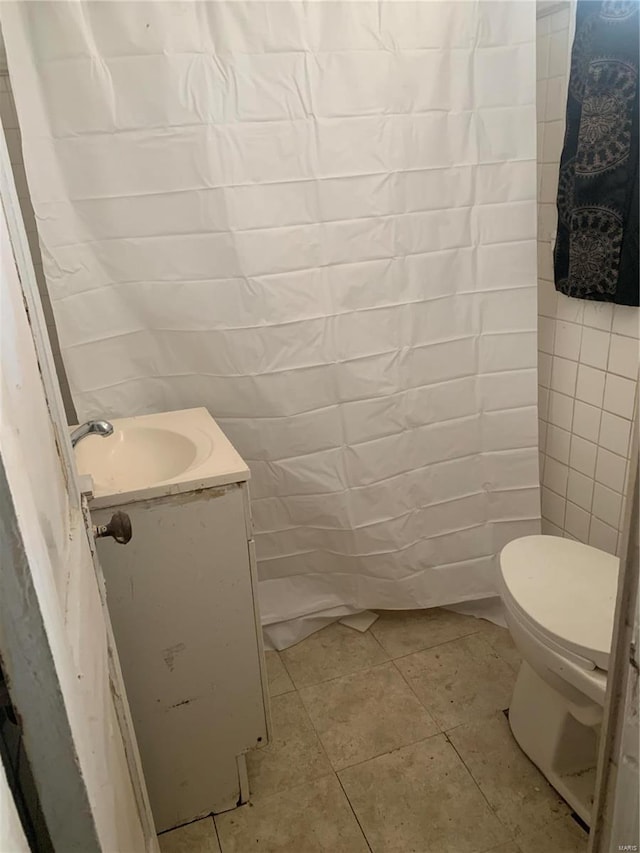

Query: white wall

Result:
[1,135,151,852]
[0,72,75,422]
[536,4,639,555]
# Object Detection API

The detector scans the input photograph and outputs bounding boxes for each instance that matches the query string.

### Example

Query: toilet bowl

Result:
[499,535,619,826]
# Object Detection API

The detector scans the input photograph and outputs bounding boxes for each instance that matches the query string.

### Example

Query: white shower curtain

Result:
[2,1,540,647]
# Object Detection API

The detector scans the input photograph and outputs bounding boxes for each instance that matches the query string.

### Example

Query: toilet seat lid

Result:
[499,535,619,671]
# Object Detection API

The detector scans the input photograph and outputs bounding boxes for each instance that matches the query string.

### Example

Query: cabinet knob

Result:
[94,511,132,545]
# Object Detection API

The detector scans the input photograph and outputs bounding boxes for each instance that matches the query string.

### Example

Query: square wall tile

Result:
[595,448,627,493]
[555,292,584,324]
[538,278,557,317]
[548,391,573,430]
[564,501,590,542]
[536,79,548,122]
[539,316,556,354]
[572,401,601,444]
[544,77,565,122]
[580,327,610,371]
[541,518,563,537]
[589,517,618,555]
[537,34,550,80]
[599,411,631,457]
[542,120,564,164]
[537,122,544,163]
[550,7,571,32]
[537,14,550,37]
[575,365,605,408]
[592,483,623,530]
[612,305,639,339]
[539,162,559,202]
[541,487,566,529]
[583,300,613,331]
[554,321,582,360]
[548,31,569,77]
[550,357,577,396]
[608,334,638,380]
[566,469,594,513]
[603,373,636,419]
[537,241,554,282]
[539,386,550,420]
[543,457,569,497]
[546,424,571,464]
[569,435,597,478]
[538,351,552,388]
[539,420,548,454]
[538,203,557,242]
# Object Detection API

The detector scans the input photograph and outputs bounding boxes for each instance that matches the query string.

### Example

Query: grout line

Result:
[280,623,486,693]
[294,657,393,695]
[443,724,517,844]
[335,729,445,776]
[284,676,376,852]
[274,647,296,687]
[334,773,374,853]
[211,813,224,853]
[373,628,484,669]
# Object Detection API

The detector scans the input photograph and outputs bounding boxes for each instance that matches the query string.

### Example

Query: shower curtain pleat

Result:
[1,1,540,647]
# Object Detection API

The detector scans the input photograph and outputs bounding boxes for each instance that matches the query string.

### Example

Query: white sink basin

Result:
[76,426,199,493]
[73,408,250,507]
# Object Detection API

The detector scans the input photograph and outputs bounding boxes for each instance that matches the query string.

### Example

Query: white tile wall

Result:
[536,6,639,556]
[0,72,76,422]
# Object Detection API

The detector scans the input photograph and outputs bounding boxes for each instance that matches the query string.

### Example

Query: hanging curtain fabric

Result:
[554,0,639,305]
[1,2,540,647]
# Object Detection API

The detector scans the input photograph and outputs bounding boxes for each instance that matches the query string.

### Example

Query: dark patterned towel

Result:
[554,0,639,306]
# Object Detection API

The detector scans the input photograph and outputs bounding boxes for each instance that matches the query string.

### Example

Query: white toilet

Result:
[499,534,619,826]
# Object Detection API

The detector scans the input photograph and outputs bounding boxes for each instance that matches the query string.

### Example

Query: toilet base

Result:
[509,661,599,826]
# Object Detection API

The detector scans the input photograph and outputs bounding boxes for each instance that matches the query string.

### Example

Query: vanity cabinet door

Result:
[93,482,268,832]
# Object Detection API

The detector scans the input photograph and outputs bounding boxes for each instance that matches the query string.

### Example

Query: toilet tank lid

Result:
[499,535,619,670]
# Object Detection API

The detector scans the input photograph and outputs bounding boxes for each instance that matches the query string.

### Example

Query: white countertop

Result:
[74,407,250,508]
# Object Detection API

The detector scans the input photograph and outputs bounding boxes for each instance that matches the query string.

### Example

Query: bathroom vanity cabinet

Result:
[84,410,269,833]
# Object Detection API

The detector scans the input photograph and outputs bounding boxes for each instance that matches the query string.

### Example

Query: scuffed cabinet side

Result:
[241,481,272,745]
[93,482,269,833]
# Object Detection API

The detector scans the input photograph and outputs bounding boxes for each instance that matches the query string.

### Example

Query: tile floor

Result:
[158,609,589,853]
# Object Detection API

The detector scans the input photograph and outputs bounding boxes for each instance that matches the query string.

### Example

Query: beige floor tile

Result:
[395,634,516,730]
[339,734,509,853]
[158,817,220,853]
[215,774,369,853]
[447,713,569,834]
[478,621,523,672]
[515,815,588,853]
[299,661,438,769]
[264,650,295,697]
[484,844,522,853]
[245,691,333,799]
[371,608,482,657]
[280,621,388,688]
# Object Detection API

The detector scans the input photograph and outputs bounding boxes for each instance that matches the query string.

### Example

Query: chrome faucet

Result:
[71,419,114,448]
